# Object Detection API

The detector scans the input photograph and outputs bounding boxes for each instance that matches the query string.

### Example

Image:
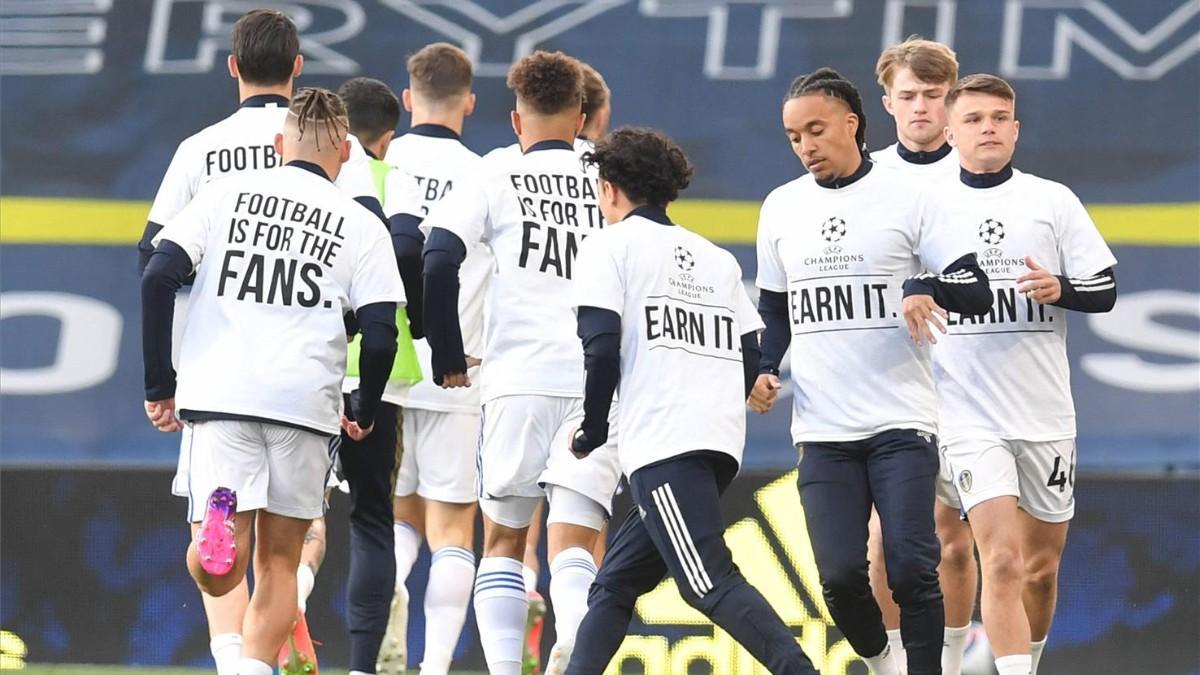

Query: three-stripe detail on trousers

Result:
[650,482,713,598]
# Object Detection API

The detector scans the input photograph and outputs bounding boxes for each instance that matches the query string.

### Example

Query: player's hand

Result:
[341,416,374,441]
[568,426,602,459]
[1016,257,1061,304]
[748,374,782,414]
[144,399,182,433]
[903,294,948,346]
[440,356,481,388]
[465,355,482,368]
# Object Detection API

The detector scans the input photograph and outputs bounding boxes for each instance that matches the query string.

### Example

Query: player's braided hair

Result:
[289,87,349,152]
[785,67,868,153]
[582,127,693,208]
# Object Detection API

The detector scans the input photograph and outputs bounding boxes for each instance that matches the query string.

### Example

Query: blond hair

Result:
[876,36,958,91]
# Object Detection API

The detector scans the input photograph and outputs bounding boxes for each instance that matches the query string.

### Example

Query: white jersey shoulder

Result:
[927,167,1117,442]
[423,142,603,403]
[575,216,760,474]
[154,164,404,434]
[148,103,289,225]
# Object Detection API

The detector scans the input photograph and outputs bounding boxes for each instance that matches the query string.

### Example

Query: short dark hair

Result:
[230,9,299,87]
[337,77,401,145]
[583,127,693,208]
[580,62,610,119]
[785,67,868,152]
[506,51,583,116]
[407,42,473,101]
[946,73,1016,111]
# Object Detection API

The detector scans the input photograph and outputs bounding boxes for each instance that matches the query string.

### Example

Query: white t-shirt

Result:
[422,140,605,403]
[926,169,1117,441]
[756,164,970,444]
[574,214,763,475]
[154,164,406,435]
[483,136,595,163]
[335,135,383,204]
[148,98,289,225]
[870,142,959,180]
[385,127,491,412]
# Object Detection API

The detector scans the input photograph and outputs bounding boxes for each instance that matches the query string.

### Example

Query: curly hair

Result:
[506,50,583,116]
[583,127,693,208]
[785,67,868,152]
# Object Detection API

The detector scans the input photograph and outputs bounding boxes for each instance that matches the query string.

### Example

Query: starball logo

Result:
[806,216,864,271]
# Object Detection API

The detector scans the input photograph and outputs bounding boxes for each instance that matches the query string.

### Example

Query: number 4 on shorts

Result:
[1046,455,1072,493]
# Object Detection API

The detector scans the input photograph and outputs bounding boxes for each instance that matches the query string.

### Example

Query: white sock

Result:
[548,547,597,647]
[296,563,315,613]
[941,624,970,675]
[394,521,421,589]
[209,633,241,675]
[1030,639,1047,674]
[863,643,902,675]
[886,628,906,672]
[522,563,539,594]
[995,654,1033,675]
[235,657,272,675]
[419,546,476,675]
[473,556,528,675]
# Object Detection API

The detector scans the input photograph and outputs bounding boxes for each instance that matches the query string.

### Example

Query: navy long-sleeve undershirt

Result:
[1053,267,1117,313]
[422,227,468,385]
[757,289,791,376]
[902,253,993,315]
[390,212,426,338]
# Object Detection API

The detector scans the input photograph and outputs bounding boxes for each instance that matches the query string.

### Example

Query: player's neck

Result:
[410,110,464,136]
[237,81,292,104]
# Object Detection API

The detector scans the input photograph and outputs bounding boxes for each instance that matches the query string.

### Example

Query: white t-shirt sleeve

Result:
[383,170,423,219]
[571,232,625,315]
[755,193,787,292]
[419,175,491,244]
[152,182,218,267]
[729,276,758,333]
[147,140,198,225]
[350,224,406,310]
[335,158,378,202]
[1054,185,1118,277]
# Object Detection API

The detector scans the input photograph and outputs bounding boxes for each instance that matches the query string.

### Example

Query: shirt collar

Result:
[524,139,575,154]
[362,145,379,160]
[240,94,289,108]
[815,157,873,189]
[286,160,331,182]
[624,205,673,225]
[406,124,461,141]
[960,162,1014,189]
[896,141,952,165]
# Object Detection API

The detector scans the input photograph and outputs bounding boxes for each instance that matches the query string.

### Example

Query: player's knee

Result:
[885,559,940,606]
[940,531,975,572]
[980,544,1024,588]
[1023,553,1060,597]
[820,561,870,599]
[589,573,637,612]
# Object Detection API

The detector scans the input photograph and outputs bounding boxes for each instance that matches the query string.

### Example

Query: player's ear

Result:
[847,112,859,142]
[464,92,476,117]
[401,88,414,113]
[511,110,522,138]
[1013,118,1020,142]
[273,133,284,158]
[227,54,238,80]
[339,139,351,164]
[943,125,956,147]
[881,93,893,115]
[380,129,396,149]
[292,55,304,79]
[576,112,587,137]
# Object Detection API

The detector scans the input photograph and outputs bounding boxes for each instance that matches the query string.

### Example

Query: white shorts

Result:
[477,395,621,522]
[395,408,480,503]
[179,419,334,522]
[935,449,962,510]
[944,437,1077,523]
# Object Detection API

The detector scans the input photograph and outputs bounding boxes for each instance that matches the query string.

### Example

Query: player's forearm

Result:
[140,241,190,400]
[741,332,762,398]
[757,289,791,375]
[903,253,993,316]
[422,228,468,383]
[390,212,426,338]
[353,301,399,428]
[1053,268,1117,313]
[577,307,622,447]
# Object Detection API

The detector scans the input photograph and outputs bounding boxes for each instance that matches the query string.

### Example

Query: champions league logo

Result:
[979,218,1006,248]
[674,246,695,272]
[821,217,847,243]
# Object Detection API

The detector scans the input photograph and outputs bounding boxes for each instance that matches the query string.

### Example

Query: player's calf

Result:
[188,499,254,597]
